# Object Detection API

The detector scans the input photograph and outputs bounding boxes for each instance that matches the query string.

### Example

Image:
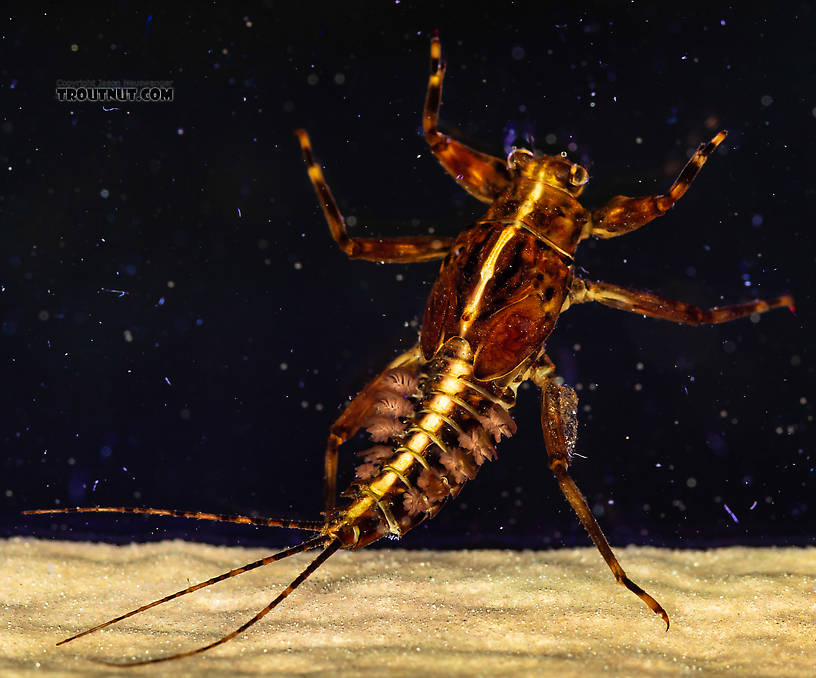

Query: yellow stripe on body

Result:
[459,224,518,335]
[344,357,471,526]
[459,172,553,337]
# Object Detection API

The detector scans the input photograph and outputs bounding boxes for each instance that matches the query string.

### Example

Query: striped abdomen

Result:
[328,337,517,548]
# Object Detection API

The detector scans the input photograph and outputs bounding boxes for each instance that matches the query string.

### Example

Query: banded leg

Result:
[23,506,324,531]
[539,379,670,628]
[424,36,512,203]
[590,131,728,238]
[569,277,795,324]
[323,345,423,511]
[295,129,453,263]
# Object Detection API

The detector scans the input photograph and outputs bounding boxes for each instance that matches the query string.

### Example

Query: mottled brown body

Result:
[326,336,518,551]
[423,209,574,380]
[25,36,794,665]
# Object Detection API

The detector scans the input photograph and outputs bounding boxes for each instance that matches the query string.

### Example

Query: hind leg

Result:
[536,376,670,628]
[322,345,422,511]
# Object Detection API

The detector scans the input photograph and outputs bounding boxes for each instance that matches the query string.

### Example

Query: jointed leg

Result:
[537,377,670,628]
[569,277,795,325]
[590,131,727,238]
[323,345,422,512]
[424,37,512,203]
[295,129,453,263]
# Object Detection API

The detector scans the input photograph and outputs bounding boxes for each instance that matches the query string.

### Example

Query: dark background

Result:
[2,3,813,549]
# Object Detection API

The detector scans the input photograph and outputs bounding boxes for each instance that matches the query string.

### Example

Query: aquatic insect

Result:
[26,36,793,666]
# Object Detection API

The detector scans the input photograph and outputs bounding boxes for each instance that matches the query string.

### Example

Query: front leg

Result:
[423,36,512,203]
[295,129,453,263]
[536,376,670,628]
[589,131,727,238]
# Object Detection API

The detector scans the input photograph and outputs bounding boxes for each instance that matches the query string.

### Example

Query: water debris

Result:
[99,288,128,297]
[723,503,739,523]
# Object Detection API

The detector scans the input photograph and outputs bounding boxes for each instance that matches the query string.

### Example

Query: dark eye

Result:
[569,164,589,186]
[506,147,534,170]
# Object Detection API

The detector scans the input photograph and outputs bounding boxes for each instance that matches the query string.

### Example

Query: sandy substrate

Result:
[0,538,813,677]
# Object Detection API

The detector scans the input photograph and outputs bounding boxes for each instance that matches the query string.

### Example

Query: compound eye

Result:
[569,164,589,186]
[507,147,534,171]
